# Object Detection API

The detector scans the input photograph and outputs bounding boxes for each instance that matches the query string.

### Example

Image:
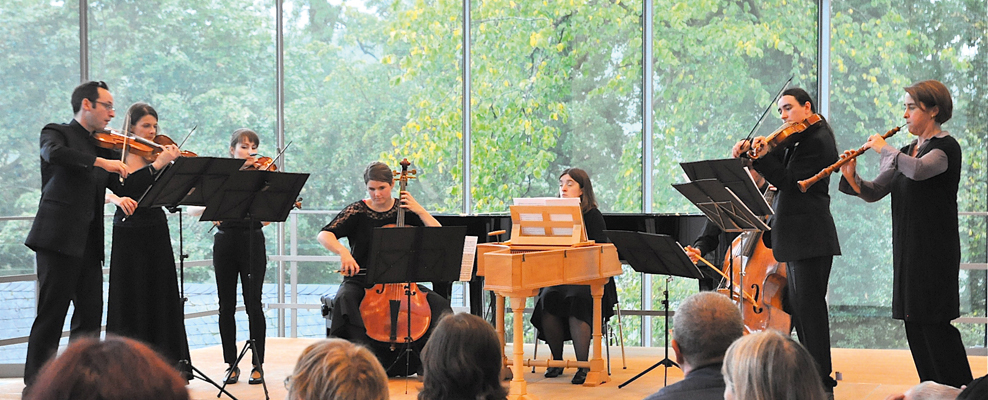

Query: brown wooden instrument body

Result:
[92,130,197,162]
[719,231,791,334]
[360,159,432,346]
[749,114,823,159]
[359,279,431,344]
[797,125,901,192]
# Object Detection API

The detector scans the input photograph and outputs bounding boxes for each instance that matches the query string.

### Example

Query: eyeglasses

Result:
[95,101,114,111]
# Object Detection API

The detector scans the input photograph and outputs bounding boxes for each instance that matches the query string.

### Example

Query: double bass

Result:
[358,159,432,349]
[719,230,790,334]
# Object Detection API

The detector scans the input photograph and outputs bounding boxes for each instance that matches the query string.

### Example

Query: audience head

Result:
[25,335,189,400]
[672,292,744,371]
[418,312,507,400]
[286,338,389,400]
[722,329,827,400]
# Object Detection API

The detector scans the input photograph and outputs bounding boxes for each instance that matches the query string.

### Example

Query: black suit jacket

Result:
[751,117,841,262]
[24,120,155,259]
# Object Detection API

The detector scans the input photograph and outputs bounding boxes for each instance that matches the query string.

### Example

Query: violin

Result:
[747,114,823,159]
[358,159,432,349]
[151,134,198,158]
[243,155,278,171]
[92,129,196,162]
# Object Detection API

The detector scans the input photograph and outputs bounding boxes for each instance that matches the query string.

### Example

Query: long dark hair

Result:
[418,313,507,400]
[561,168,598,213]
[126,102,158,129]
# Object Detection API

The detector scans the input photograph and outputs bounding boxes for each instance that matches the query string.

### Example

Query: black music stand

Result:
[364,225,467,379]
[680,158,772,217]
[131,157,244,399]
[674,160,771,315]
[201,169,309,400]
[136,157,245,209]
[605,231,704,389]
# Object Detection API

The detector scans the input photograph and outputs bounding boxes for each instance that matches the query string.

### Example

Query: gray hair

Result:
[672,291,744,367]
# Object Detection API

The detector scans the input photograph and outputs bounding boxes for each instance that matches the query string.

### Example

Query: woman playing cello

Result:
[317,161,452,376]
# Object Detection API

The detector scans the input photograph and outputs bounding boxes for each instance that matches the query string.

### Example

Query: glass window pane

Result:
[284,0,462,213]
[651,0,819,213]
[830,0,986,349]
[471,0,644,213]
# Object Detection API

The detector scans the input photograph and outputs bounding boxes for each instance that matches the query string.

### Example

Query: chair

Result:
[531,301,626,375]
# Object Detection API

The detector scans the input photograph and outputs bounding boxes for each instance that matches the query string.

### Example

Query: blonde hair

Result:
[286,339,389,400]
[722,330,826,400]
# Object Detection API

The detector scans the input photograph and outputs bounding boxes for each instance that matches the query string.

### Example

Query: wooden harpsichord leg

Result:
[507,293,539,400]
[584,279,607,386]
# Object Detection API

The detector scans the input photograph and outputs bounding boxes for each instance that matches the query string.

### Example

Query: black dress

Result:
[321,199,452,376]
[530,207,618,339]
[106,188,191,372]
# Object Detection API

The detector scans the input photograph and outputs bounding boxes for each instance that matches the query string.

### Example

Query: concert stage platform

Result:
[1,337,984,400]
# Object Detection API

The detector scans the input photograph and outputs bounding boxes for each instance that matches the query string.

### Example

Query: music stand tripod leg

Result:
[170,208,238,400]
[618,277,679,389]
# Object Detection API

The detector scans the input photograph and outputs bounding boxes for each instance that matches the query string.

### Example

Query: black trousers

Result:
[213,228,266,366]
[904,320,973,387]
[786,255,834,388]
[24,240,104,385]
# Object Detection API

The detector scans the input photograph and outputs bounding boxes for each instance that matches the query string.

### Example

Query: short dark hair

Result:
[419,312,507,400]
[364,161,394,184]
[781,87,816,114]
[71,81,109,114]
[126,102,158,128]
[24,335,189,400]
[560,167,599,213]
[672,292,744,367]
[229,128,260,149]
[905,80,953,124]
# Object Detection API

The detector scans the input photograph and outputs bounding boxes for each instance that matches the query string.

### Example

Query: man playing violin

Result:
[316,161,452,376]
[22,81,163,389]
[732,87,841,396]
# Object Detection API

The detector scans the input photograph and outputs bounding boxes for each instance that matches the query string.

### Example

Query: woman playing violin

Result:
[838,80,972,387]
[212,128,269,384]
[732,88,841,395]
[103,102,191,379]
[316,161,451,376]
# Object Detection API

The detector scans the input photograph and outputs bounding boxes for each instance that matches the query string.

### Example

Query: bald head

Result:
[672,292,744,367]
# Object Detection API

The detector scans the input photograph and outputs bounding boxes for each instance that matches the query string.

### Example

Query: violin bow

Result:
[743,74,794,144]
[265,140,294,171]
[178,124,197,148]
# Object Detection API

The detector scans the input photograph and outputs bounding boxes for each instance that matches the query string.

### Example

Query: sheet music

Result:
[513,197,580,206]
[459,236,478,281]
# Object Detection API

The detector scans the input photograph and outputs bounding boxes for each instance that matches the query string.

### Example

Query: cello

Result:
[358,159,433,350]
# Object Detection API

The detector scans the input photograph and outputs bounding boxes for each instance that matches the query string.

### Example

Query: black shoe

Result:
[571,368,589,384]
[249,367,263,385]
[544,367,564,378]
[224,366,240,384]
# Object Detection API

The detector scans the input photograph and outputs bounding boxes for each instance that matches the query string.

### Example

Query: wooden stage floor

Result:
[1,337,985,400]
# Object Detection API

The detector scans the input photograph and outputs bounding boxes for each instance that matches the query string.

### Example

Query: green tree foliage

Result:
[0,0,983,348]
